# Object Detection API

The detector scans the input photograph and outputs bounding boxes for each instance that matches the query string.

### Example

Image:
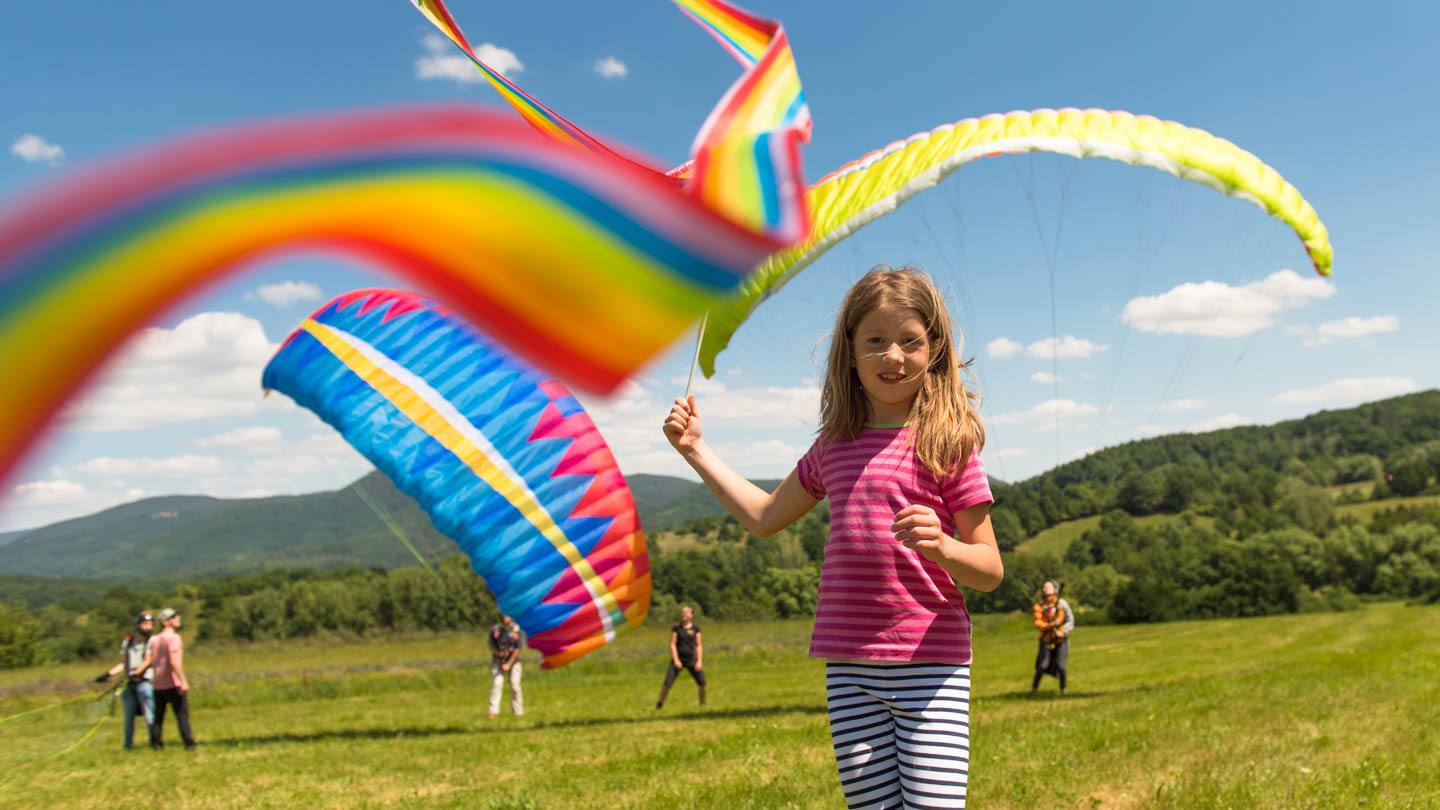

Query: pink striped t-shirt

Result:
[796,426,993,665]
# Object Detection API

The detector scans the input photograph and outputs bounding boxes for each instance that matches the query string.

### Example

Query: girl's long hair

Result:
[819,266,984,478]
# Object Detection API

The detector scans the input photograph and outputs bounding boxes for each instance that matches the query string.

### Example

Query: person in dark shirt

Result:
[655,604,705,709]
[487,614,525,718]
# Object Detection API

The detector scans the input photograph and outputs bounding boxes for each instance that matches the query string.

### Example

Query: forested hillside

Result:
[4,391,1439,669]
[987,390,1440,549]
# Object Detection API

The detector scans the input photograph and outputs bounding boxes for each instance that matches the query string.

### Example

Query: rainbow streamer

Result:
[407,0,626,161]
[410,0,811,243]
[0,107,783,488]
[263,289,650,668]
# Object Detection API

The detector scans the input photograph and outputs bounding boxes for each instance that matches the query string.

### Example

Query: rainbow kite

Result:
[0,0,813,489]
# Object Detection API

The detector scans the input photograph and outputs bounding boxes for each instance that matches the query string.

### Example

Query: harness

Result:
[122,635,148,685]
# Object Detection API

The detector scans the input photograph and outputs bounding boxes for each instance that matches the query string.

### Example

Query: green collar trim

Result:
[865,421,911,429]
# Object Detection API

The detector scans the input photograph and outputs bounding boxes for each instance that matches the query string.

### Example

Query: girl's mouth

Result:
[878,372,907,383]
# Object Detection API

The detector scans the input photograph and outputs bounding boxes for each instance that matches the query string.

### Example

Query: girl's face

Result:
[851,303,931,424]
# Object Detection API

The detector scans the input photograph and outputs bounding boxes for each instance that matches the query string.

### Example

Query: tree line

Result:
[4,391,1437,669]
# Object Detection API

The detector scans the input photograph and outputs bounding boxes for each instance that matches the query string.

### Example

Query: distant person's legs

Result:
[1032,640,1053,692]
[656,661,682,708]
[1054,640,1069,695]
[153,687,174,748]
[489,662,505,718]
[171,690,195,748]
[121,684,140,749]
[508,662,523,716]
[136,681,155,743]
[691,665,707,705]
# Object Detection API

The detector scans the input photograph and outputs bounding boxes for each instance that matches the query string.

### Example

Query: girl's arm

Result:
[694,632,703,670]
[670,631,681,668]
[893,502,1004,591]
[664,395,817,536]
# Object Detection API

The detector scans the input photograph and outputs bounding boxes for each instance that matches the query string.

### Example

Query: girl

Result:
[663,266,1002,809]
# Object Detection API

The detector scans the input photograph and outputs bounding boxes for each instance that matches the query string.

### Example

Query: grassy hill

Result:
[0,473,458,581]
[0,470,724,585]
[0,468,767,586]
[1,602,1435,808]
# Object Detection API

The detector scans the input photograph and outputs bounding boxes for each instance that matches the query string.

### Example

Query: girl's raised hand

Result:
[893,504,954,563]
[663,394,703,453]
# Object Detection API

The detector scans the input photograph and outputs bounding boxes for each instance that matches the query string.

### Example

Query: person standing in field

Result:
[487,614,525,719]
[95,611,158,750]
[664,266,1002,809]
[1031,580,1074,696]
[149,608,196,750]
[655,604,705,709]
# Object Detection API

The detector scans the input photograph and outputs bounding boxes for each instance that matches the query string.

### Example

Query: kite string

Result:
[0,683,107,725]
[345,474,486,627]
[684,312,709,399]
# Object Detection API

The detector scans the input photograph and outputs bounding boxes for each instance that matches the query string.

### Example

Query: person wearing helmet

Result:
[1031,580,1074,695]
[95,611,159,749]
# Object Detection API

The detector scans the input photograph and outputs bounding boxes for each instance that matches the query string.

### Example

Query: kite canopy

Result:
[263,289,650,668]
[696,108,1334,377]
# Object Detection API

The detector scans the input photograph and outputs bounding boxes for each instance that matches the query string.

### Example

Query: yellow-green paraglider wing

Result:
[698,107,1332,377]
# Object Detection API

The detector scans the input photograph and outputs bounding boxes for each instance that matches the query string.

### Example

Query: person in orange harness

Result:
[1031,580,1073,695]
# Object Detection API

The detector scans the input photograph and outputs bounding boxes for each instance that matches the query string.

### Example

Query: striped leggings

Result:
[826,661,971,809]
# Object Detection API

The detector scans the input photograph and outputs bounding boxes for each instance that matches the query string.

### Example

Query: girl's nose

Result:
[884,342,904,362]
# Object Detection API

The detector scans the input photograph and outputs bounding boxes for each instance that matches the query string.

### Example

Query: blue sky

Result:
[2,0,1436,531]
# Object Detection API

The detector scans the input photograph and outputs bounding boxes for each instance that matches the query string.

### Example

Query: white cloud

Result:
[10,479,87,505]
[990,399,1100,426]
[241,433,371,485]
[1270,377,1418,407]
[1292,315,1399,347]
[247,281,322,308]
[11,133,64,164]
[572,376,819,480]
[192,426,285,453]
[74,454,225,477]
[594,56,628,79]
[1122,269,1336,337]
[1030,372,1060,384]
[1025,336,1109,360]
[986,337,1022,358]
[988,447,1031,460]
[678,376,820,427]
[1137,412,1247,437]
[61,312,283,432]
[1156,398,1209,413]
[415,34,523,82]
[475,43,524,77]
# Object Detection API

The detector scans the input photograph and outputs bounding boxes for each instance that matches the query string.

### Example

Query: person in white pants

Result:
[488,614,525,718]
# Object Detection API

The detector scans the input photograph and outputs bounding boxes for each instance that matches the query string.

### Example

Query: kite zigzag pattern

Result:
[525,380,651,668]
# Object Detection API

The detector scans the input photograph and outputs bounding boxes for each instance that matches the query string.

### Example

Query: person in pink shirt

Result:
[664,266,1002,809]
[149,608,196,750]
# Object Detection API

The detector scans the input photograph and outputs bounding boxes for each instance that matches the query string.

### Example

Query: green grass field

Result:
[1016,514,1218,558]
[1334,494,1440,522]
[3,603,1438,809]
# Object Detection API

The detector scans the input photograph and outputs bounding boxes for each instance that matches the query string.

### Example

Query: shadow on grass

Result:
[977,683,1161,703]
[205,702,827,747]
